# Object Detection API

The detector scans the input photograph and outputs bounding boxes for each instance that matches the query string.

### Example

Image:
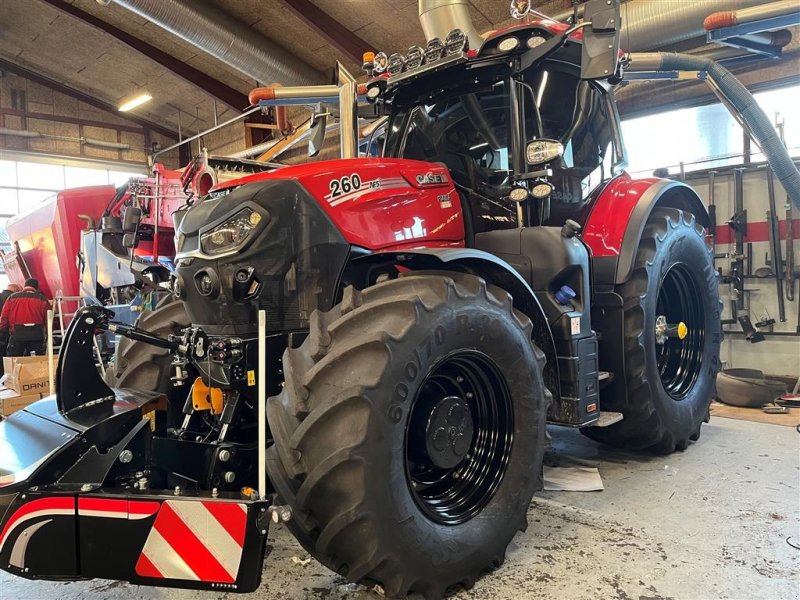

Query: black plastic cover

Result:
[175,180,350,336]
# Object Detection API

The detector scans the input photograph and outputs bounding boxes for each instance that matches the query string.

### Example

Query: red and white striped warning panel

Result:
[135,500,247,584]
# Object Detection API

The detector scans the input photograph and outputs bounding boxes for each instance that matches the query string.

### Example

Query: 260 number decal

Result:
[329,173,362,199]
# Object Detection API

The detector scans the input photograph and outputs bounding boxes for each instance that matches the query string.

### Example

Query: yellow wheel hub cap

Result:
[677,322,688,340]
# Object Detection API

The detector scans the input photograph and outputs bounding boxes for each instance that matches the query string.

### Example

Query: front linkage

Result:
[0,305,283,592]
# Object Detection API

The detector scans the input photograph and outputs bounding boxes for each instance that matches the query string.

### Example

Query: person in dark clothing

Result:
[0,283,22,376]
[0,283,22,314]
[0,278,51,357]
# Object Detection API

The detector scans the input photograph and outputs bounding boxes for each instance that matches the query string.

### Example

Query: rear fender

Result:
[582,175,709,289]
[346,248,561,402]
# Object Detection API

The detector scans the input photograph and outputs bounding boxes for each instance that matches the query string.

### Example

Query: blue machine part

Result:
[555,285,577,305]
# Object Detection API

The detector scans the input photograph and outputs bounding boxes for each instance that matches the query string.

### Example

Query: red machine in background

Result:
[1,164,187,306]
[3,185,113,300]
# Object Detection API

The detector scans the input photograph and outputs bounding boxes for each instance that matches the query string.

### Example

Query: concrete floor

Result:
[1,417,798,600]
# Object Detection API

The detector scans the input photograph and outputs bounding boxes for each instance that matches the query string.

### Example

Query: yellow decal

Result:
[247,370,256,386]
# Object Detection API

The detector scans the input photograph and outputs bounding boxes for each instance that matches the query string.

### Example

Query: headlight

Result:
[445,29,468,55]
[373,51,388,74]
[497,36,520,52]
[424,38,445,63]
[387,52,405,75]
[200,208,264,256]
[405,45,424,70]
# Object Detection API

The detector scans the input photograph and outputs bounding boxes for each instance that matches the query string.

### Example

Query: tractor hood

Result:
[207,157,464,251]
[174,158,463,336]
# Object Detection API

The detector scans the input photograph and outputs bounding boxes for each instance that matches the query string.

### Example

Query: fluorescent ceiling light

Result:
[118,92,152,112]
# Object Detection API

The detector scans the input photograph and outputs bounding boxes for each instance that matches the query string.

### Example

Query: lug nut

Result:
[218,449,231,462]
[119,450,133,464]
[224,471,236,483]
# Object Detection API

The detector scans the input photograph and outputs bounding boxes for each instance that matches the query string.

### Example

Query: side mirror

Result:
[526,139,564,165]
[308,103,328,157]
[580,0,621,80]
[122,206,142,233]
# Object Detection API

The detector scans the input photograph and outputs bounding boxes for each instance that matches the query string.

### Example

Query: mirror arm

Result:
[516,167,552,181]
[515,21,590,75]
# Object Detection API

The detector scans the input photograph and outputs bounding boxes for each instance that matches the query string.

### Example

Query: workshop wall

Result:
[689,167,800,377]
[0,71,177,167]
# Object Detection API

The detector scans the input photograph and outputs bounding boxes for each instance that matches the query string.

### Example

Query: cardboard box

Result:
[2,355,56,396]
[0,388,43,417]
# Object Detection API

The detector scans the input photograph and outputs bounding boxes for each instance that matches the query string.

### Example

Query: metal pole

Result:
[337,63,358,159]
[257,309,267,500]
[47,309,54,396]
[153,168,161,262]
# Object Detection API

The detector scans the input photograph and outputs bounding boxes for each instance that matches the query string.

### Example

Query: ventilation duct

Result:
[101,0,322,86]
[418,0,483,49]
[0,127,131,150]
[552,0,769,51]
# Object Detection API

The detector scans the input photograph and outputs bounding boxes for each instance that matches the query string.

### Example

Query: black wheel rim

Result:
[405,350,514,526]
[654,263,705,399]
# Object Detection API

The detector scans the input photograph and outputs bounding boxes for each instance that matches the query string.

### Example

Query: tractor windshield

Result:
[383,59,623,226]
[385,81,512,190]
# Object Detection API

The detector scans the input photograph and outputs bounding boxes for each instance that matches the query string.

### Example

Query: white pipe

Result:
[337,64,358,160]
[257,309,267,500]
[47,309,54,396]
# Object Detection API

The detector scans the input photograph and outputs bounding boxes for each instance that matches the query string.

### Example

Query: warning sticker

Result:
[571,317,581,336]
[247,370,256,386]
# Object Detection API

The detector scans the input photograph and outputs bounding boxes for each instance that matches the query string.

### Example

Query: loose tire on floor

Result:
[105,294,190,393]
[266,272,549,599]
[582,208,722,453]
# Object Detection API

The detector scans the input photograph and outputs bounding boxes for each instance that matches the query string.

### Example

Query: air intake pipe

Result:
[627,52,800,210]
[418,0,483,49]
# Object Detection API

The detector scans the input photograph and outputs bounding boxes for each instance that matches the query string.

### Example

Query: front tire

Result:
[105,294,190,393]
[583,208,722,453]
[267,272,549,599]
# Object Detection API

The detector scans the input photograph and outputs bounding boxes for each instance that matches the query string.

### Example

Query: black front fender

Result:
[346,247,561,403]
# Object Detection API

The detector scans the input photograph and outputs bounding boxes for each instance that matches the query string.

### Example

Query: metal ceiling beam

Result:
[0,56,177,139]
[281,0,370,64]
[39,0,249,110]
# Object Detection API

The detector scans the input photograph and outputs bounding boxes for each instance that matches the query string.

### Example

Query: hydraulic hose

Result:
[627,52,800,211]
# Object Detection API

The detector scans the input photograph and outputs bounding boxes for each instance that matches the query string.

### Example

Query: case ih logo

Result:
[416,173,447,185]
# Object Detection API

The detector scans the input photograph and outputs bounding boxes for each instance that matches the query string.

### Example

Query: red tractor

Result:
[6,1,783,597]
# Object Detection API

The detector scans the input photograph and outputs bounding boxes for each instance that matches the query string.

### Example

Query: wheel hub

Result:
[425,396,474,469]
[655,314,688,345]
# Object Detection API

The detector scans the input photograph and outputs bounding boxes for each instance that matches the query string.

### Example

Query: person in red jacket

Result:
[0,278,51,357]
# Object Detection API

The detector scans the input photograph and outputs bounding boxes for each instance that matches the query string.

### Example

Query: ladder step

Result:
[592,411,624,428]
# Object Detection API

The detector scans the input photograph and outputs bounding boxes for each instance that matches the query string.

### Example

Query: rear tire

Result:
[267,272,549,599]
[582,208,722,453]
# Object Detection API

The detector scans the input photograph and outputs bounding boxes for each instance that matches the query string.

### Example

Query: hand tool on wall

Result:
[766,167,786,322]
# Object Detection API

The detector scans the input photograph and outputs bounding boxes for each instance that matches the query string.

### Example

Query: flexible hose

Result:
[634,52,800,211]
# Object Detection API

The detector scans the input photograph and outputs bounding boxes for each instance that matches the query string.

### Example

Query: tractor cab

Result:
[369,12,625,234]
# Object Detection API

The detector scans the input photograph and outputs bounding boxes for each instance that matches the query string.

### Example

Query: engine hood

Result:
[208,157,464,250]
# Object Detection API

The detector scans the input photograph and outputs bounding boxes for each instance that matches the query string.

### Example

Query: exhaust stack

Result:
[418,0,483,50]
